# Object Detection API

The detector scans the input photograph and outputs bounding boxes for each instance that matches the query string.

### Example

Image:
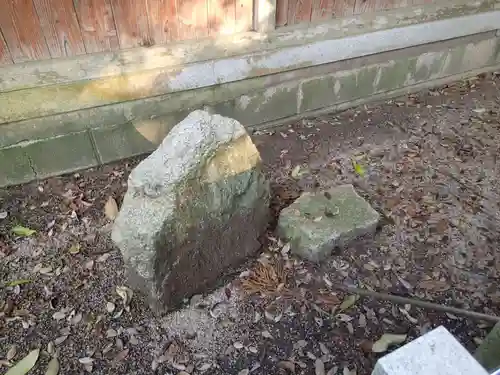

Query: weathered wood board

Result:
[0,0,51,63]
[75,0,119,53]
[0,30,13,65]
[33,0,86,57]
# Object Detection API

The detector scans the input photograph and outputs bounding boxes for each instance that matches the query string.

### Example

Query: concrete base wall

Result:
[1,3,500,186]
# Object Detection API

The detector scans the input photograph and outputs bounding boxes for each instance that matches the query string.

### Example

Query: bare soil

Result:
[1,72,499,375]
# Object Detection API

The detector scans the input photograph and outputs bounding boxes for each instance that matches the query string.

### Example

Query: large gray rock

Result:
[112,110,270,312]
[277,184,379,262]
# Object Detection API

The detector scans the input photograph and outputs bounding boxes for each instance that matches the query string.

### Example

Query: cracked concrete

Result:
[26,153,37,179]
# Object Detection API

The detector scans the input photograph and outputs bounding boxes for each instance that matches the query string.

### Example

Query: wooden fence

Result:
[276,0,434,27]
[0,0,434,67]
[0,0,253,66]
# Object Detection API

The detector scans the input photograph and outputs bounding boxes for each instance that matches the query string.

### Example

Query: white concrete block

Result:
[372,326,488,375]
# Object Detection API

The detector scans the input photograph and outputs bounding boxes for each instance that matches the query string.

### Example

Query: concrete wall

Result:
[1,0,500,187]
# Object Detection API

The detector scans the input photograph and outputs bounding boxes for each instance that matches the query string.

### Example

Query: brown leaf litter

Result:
[1,73,500,375]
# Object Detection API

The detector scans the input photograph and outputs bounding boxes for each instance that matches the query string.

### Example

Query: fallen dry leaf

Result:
[97,253,111,263]
[69,312,82,325]
[417,279,450,292]
[106,328,118,338]
[46,342,55,356]
[104,197,119,221]
[339,295,359,312]
[6,345,17,361]
[315,358,325,375]
[343,367,357,375]
[319,343,329,355]
[277,361,295,373]
[68,244,80,255]
[5,349,39,375]
[129,335,139,345]
[78,357,93,365]
[106,302,116,313]
[358,313,367,328]
[54,336,68,346]
[372,333,407,353]
[281,243,291,255]
[52,311,66,321]
[39,267,53,275]
[11,226,36,237]
[291,165,302,179]
[351,159,366,177]
[5,280,30,288]
[233,342,244,350]
[113,349,129,363]
[172,363,186,371]
[116,286,133,306]
[399,308,418,324]
[198,363,212,371]
[261,330,273,339]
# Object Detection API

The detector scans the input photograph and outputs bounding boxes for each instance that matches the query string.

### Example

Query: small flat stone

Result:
[277,184,379,262]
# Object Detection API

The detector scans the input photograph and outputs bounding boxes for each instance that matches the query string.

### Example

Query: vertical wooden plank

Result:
[74,0,119,53]
[177,0,209,40]
[287,0,313,25]
[311,0,332,21]
[207,0,219,35]
[195,0,209,38]
[312,0,354,20]
[354,0,379,14]
[219,0,236,34]
[276,0,289,26]
[33,0,86,58]
[235,0,253,32]
[0,29,13,65]
[254,0,276,32]
[0,0,51,63]
[147,0,179,44]
[207,0,236,36]
[110,0,152,48]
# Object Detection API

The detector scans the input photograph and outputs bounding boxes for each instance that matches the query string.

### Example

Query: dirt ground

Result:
[1,72,500,375]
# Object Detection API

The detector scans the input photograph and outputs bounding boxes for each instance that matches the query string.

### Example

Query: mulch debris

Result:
[1,72,499,375]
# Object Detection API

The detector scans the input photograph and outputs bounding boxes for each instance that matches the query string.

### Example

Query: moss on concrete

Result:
[277,185,380,262]
[299,75,336,113]
[93,113,188,164]
[1,34,500,187]
[0,147,35,187]
[27,132,98,179]
[231,83,300,126]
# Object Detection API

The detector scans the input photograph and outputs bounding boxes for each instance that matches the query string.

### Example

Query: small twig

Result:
[335,284,500,323]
